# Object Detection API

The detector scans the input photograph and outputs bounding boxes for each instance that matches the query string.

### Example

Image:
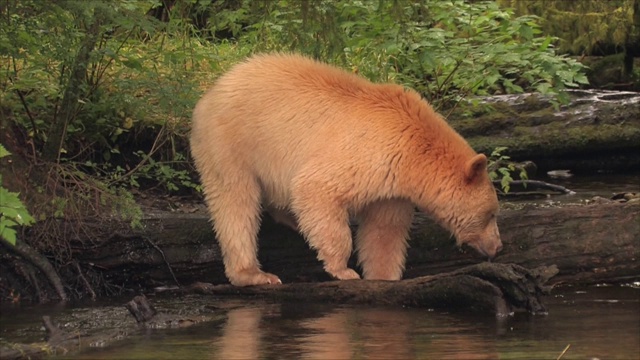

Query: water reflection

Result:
[217,307,262,359]
[3,287,637,359]
[213,304,498,359]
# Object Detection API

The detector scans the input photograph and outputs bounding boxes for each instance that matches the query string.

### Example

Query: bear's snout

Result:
[488,242,503,259]
[467,237,503,260]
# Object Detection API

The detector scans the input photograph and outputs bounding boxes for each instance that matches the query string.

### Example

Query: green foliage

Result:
[216,0,588,109]
[0,0,220,192]
[500,0,639,78]
[499,0,638,55]
[488,146,528,194]
[0,144,35,245]
[0,0,588,224]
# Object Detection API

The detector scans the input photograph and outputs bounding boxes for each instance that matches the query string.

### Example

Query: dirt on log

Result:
[16,201,636,299]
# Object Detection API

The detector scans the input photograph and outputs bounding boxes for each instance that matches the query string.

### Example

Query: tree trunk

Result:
[42,9,102,162]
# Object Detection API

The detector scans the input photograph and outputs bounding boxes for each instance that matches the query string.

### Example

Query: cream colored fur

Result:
[190,53,502,286]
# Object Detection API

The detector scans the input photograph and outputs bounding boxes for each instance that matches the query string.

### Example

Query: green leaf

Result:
[122,58,143,71]
[0,144,10,159]
[519,24,533,40]
[536,82,552,94]
[0,224,17,246]
[574,73,589,85]
[537,36,553,52]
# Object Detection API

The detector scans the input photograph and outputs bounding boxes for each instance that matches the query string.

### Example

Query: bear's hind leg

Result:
[355,199,414,280]
[204,171,281,286]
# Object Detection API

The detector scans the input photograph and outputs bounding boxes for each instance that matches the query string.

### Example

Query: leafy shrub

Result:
[0,0,588,218]
[488,146,528,193]
[0,144,35,245]
[225,0,588,109]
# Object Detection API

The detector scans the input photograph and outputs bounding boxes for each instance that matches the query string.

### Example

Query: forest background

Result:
[0,0,638,252]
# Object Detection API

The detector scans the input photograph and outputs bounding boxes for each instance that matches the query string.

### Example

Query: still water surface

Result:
[1,286,638,359]
[502,173,640,205]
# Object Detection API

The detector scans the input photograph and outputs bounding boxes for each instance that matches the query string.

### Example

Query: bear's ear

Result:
[465,154,488,183]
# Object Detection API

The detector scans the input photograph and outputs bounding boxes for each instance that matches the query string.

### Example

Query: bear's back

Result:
[191,54,477,207]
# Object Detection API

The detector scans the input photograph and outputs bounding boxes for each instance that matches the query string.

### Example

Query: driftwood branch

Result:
[493,179,575,195]
[73,261,96,301]
[126,295,157,323]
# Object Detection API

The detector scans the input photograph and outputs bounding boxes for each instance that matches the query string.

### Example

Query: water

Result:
[1,286,638,359]
[549,173,640,199]
[502,173,640,206]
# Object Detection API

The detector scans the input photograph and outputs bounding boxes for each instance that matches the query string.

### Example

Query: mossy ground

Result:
[447,92,640,170]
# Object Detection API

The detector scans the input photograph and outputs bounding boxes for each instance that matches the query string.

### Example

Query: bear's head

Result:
[442,153,502,259]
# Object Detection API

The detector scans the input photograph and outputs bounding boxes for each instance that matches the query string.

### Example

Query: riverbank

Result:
[1,284,638,359]
[2,179,638,305]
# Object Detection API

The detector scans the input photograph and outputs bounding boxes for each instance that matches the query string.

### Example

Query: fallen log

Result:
[83,202,637,288]
[404,202,639,284]
[450,90,640,173]
[8,201,639,302]
[185,262,558,317]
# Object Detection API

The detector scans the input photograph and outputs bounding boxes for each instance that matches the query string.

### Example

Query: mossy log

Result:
[56,201,640,292]
[450,90,640,173]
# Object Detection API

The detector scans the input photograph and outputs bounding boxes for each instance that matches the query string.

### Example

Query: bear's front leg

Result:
[291,186,360,281]
[205,172,281,287]
[355,199,414,280]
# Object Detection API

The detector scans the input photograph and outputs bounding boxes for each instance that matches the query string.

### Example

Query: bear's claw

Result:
[228,269,282,287]
[329,268,361,281]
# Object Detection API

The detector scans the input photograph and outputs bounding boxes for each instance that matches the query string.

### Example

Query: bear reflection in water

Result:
[215,305,498,359]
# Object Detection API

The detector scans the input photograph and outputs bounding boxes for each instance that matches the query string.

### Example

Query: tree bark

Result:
[1,238,68,301]
[42,8,102,162]
[404,202,639,284]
